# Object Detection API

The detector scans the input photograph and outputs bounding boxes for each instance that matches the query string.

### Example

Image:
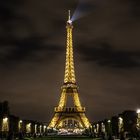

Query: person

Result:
[120,132,125,140]
[108,134,114,140]
[101,132,105,140]
[7,132,13,140]
[33,133,36,138]
[18,132,23,139]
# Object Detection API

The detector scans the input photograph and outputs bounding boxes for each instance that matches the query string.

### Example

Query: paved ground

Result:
[24,136,101,140]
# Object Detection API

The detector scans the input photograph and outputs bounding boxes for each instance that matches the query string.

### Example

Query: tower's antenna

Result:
[68,10,71,21]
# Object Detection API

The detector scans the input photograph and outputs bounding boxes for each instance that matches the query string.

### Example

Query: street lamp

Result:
[18,120,23,132]
[40,125,42,133]
[108,120,111,123]
[26,123,31,133]
[118,117,123,133]
[136,109,140,129]
[19,120,22,123]
[2,117,9,132]
[43,125,46,133]
[107,119,112,135]
[35,124,37,134]
[137,109,140,115]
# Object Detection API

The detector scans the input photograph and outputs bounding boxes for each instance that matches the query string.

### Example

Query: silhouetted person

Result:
[7,132,13,140]
[120,132,125,140]
[108,134,113,140]
[33,133,36,138]
[18,132,23,139]
[101,132,105,140]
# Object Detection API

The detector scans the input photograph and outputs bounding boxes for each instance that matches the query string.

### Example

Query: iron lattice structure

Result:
[48,11,91,129]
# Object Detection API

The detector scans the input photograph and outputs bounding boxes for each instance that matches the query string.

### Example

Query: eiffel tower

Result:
[48,11,91,130]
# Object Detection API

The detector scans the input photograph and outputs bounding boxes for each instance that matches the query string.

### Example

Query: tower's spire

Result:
[64,10,76,84]
[68,10,70,21]
[68,10,71,21]
[67,10,72,25]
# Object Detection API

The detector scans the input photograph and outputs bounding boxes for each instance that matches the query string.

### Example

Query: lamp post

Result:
[39,125,42,134]
[43,125,46,134]
[118,117,123,133]
[2,117,9,139]
[18,120,22,132]
[137,109,140,130]
[107,120,112,136]
[35,124,37,134]
[26,123,31,134]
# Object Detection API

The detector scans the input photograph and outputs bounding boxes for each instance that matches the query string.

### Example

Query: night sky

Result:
[0,0,140,123]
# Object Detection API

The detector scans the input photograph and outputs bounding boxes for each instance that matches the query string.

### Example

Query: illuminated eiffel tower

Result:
[48,11,91,130]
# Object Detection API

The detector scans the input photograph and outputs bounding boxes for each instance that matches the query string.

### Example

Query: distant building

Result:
[0,101,10,116]
[0,101,47,139]
[92,110,140,139]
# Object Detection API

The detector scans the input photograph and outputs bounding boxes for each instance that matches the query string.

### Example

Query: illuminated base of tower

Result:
[48,107,91,129]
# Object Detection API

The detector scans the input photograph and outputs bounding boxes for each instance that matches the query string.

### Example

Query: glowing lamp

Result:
[3,117,8,122]
[137,109,140,114]
[67,10,72,25]
[44,125,46,128]
[2,117,9,131]
[119,117,122,120]
[67,20,72,24]
[108,120,111,123]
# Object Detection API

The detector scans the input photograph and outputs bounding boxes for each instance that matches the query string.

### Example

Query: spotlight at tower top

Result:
[67,10,72,24]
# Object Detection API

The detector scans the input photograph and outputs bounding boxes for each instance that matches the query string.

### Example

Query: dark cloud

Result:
[0,36,63,67]
[78,41,140,68]
[121,0,140,17]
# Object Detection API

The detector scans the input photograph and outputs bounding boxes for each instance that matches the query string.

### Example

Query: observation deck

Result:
[54,107,85,113]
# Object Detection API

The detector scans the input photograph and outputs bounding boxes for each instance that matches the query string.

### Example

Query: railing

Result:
[61,83,79,89]
[54,107,85,113]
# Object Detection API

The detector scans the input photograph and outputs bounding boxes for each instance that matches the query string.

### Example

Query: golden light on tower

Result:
[64,10,76,84]
[48,10,91,130]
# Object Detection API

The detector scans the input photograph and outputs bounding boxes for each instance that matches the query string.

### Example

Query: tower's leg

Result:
[79,113,91,128]
[73,92,82,107]
[58,90,67,108]
[48,113,60,128]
